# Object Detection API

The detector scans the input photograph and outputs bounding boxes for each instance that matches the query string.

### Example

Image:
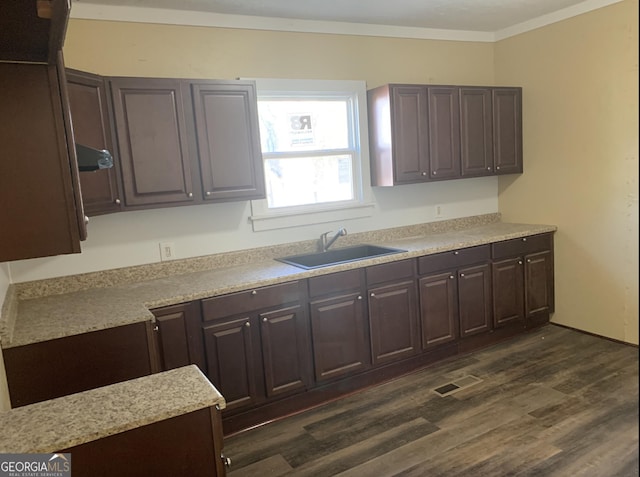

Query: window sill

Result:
[249,203,375,231]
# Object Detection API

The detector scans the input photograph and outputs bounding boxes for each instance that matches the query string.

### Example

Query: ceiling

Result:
[71,0,620,38]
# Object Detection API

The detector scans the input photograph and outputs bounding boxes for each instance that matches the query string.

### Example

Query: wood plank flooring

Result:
[225,325,639,476]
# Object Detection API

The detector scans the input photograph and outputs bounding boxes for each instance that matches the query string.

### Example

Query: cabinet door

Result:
[191,81,265,202]
[203,316,261,411]
[66,69,122,216]
[525,250,554,319]
[459,87,493,177]
[458,263,493,337]
[493,88,523,175]
[419,271,458,349]
[152,302,205,372]
[368,280,419,365]
[110,78,196,207]
[390,85,430,183]
[0,58,84,261]
[492,258,525,328]
[427,87,461,180]
[310,292,369,382]
[259,305,311,398]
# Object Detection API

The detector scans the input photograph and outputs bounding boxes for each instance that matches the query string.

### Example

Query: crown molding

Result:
[70,0,624,43]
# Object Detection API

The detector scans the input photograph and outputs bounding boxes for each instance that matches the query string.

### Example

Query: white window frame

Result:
[248,78,374,231]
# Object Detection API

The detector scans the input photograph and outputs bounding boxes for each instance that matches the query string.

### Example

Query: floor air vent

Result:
[433,375,482,397]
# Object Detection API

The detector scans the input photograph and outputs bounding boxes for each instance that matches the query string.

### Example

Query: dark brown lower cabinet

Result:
[309,270,370,383]
[2,322,157,408]
[152,301,205,372]
[492,234,554,328]
[419,245,493,349]
[200,281,312,413]
[61,407,226,477]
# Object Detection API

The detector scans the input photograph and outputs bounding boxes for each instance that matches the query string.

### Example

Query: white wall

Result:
[8,178,498,282]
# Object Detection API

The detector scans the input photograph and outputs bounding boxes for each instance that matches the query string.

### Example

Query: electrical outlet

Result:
[434,204,444,218]
[159,242,175,261]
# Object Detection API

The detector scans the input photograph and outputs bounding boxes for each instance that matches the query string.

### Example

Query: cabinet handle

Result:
[496,166,501,170]
[453,251,459,255]
[370,292,375,297]
[421,172,427,176]
[114,198,121,205]
[187,192,193,198]
[460,273,465,277]
[245,322,251,327]
[357,295,363,300]
[487,167,491,171]
[432,171,437,175]
[518,260,523,265]
[251,290,257,296]
[449,275,455,279]
[522,237,527,242]
[527,259,532,263]
[222,455,232,468]
[262,317,268,323]
[206,191,211,196]
[84,215,89,225]
[153,325,159,331]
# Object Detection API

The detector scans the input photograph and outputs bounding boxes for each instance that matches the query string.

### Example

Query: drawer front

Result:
[308,269,364,298]
[491,233,552,260]
[202,281,301,321]
[418,245,490,274]
[366,259,415,286]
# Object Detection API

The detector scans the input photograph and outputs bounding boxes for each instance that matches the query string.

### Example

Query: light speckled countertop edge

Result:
[0,365,226,454]
[2,219,557,348]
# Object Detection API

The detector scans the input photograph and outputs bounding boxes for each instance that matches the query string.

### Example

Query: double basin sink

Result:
[277,244,406,270]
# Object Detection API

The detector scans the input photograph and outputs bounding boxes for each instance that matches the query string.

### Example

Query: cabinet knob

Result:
[357,295,363,300]
[487,167,491,171]
[114,198,121,205]
[244,322,251,327]
[187,192,193,198]
[522,237,527,242]
[153,325,159,332]
[518,260,523,265]
[251,290,257,296]
[370,292,375,297]
[262,317,268,322]
[84,215,89,225]
[449,275,455,279]
[527,259,532,263]
[432,171,437,175]
[460,273,465,277]
[222,455,232,468]
[421,172,427,176]
[496,166,501,170]
[206,191,211,196]
[453,251,459,255]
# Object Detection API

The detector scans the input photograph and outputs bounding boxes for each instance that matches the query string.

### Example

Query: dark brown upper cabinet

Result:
[460,87,494,177]
[0,54,86,262]
[67,69,123,216]
[427,86,461,180]
[109,77,265,209]
[0,0,69,65]
[191,81,265,202]
[109,77,196,208]
[493,88,523,175]
[368,83,523,186]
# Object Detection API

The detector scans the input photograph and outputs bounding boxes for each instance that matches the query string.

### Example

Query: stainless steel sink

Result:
[276,244,406,270]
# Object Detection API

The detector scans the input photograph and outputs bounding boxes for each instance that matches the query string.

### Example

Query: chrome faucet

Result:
[320,227,347,252]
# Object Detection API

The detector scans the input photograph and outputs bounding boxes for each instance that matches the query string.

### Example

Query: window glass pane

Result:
[265,155,353,208]
[258,100,350,153]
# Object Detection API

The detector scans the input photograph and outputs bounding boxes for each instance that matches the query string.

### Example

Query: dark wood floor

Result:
[225,324,639,476]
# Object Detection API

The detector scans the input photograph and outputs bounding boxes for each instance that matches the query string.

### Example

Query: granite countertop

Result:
[1,219,556,349]
[0,365,226,454]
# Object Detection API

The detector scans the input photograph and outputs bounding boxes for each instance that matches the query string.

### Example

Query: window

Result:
[249,79,373,231]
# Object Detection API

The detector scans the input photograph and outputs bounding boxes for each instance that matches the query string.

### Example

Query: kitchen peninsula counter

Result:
[0,215,556,349]
[0,365,225,454]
